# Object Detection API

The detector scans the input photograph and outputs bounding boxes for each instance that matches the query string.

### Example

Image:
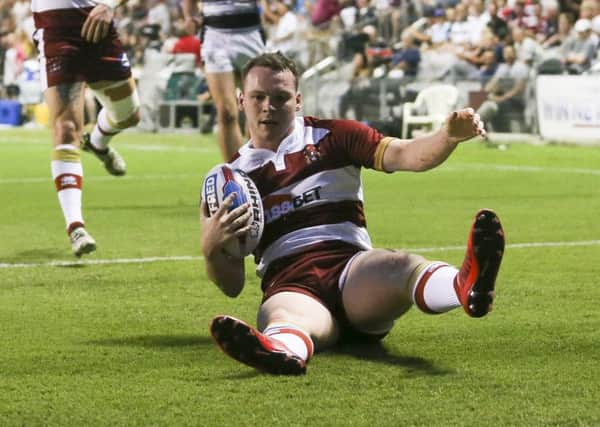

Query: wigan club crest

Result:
[302,144,321,164]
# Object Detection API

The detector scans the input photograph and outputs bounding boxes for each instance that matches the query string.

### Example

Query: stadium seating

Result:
[402,84,459,138]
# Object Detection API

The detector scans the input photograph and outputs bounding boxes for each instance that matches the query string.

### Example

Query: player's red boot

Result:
[210,315,307,375]
[454,209,505,318]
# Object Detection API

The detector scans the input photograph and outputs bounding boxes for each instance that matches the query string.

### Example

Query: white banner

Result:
[536,75,600,144]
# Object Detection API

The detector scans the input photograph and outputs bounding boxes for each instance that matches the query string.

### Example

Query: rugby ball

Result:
[201,164,264,258]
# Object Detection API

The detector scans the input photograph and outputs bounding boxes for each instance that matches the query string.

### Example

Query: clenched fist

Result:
[445,108,486,145]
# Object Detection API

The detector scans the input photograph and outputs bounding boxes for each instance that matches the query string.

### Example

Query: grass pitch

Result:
[1,128,599,426]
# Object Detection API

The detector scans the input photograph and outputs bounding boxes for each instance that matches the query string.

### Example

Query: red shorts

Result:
[34,9,131,89]
[262,241,387,343]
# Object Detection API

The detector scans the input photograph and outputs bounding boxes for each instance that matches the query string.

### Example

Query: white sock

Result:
[263,324,314,361]
[411,262,461,314]
[90,108,120,151]
[51,148,84,234]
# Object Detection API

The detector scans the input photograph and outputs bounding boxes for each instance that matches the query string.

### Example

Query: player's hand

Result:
[184,16,202,35]
[445,107,486,145]
[81,4,114,43]
[200,194,251,257]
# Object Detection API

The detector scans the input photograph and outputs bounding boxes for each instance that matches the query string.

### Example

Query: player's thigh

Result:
[257,291,339,350]
[205,72,238,112]
[44,82,86,146]
[342,249,425,333]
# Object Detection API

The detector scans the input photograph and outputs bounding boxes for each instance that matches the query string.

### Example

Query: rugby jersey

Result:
[229,116,393,277]
[202,0,261,32]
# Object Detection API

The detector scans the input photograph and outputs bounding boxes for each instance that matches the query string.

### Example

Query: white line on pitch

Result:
[409,239,600,253]
[444,163,600,175]
[0,255,202,269]
[0,173,200,184]
[3,162,599,185]
[120,143,214,153]
[1,240,599,269]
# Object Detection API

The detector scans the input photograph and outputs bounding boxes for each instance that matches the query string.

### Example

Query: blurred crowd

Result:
[1,0,599,129]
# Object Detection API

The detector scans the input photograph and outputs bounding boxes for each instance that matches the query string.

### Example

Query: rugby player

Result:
[182,0,265,161]
[32,0,140,256]
[200,52,505,375]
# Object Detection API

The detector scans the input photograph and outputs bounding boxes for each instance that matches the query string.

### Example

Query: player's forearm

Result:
[181,0,198,18]
[382,129,458,172]
[204,252,245,297]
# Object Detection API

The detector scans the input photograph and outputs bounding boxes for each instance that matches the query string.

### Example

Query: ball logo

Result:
[203,174,219,215]
[201,164,264,257]
[237,171,263,239]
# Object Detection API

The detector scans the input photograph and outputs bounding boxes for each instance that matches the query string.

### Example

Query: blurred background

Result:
[1,0,599,142]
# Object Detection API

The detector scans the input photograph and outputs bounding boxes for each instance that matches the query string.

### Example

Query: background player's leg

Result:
[205,71,242,161]
[45,82,96,256]
[85,77,140,176]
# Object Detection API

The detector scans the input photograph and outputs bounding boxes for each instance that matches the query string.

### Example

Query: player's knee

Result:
[54,120,80,146]
[94,84,141,130]
[370,249,424,276]
[217,104,238,125]
[121,108,140,127]
[389,250,425,271]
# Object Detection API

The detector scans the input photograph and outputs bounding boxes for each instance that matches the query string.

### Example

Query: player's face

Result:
[239,66,301,150]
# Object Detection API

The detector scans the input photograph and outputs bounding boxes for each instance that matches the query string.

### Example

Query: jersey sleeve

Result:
[330,119,393,171]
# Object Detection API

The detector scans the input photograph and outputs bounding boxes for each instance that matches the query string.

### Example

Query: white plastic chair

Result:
[402,84,459,138]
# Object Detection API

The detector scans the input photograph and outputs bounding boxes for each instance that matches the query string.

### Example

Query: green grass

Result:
[1,128,599,426]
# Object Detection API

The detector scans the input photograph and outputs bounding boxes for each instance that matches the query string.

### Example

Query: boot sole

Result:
[467,209,505,317]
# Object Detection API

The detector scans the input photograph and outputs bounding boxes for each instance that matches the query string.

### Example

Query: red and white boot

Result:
[454,209,505,318]
[210,315,307,375]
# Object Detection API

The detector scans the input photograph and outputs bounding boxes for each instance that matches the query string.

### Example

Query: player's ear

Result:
[295,92,302,112]
[238,92,244,111]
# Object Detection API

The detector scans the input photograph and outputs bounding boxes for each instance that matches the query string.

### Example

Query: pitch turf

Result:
[1,128,599,426]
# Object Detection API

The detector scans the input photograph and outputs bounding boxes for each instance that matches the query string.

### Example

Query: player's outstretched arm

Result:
[200,195,249,297]
[382,107,485,172]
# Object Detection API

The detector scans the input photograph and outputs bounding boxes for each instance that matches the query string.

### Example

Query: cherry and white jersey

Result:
[229,116,393,277]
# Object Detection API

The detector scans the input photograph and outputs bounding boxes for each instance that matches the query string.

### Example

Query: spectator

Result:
[578,0,598,19]
[486,0,510,41]
[542,11,574,48]
[11,0,30,32]
[307,0,342,65]
[390,30,421,78]
[2,32,25,99]
[447,27,503,82]
[466,0,490,46]
[449,3,473,47]
[147,0,171,39]
[561,18,596,73]
[263,0,301,60]
[479,47,500,83]
[171,26,202,66]
[512,25,544,66]
[477,44,529,131]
